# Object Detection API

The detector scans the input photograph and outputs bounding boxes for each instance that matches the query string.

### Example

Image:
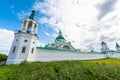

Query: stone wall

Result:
[27,49,106,62]
[6,48,120,64]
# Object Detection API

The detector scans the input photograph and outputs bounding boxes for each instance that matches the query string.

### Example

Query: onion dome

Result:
[101,41,106,45]
[55,30,65,40]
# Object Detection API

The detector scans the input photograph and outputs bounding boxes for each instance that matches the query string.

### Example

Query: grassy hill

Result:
[0,58,120,80]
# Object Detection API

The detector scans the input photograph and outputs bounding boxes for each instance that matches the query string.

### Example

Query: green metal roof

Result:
[101,41,106,45]
[36,46,77,52]
[56,35,65,40]
[36,46,103,54]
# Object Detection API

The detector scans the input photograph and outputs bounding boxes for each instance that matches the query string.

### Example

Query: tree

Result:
[0,54,7,62]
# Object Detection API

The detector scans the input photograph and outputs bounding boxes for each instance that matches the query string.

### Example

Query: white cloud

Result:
[0,29,14,55]
[97,0,118,20]
[32,0,120,52]
[44,31,50,36]
[36,41,45,47]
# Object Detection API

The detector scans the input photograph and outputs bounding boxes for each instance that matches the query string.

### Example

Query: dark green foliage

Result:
[0,54,7,62]
[0,58,120,80]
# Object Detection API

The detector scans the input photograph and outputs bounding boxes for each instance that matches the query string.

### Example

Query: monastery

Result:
[6,10,120,64]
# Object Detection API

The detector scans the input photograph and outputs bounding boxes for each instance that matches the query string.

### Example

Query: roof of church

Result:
[56,35,65,40]
[36,47,102,54]
[36,46,77,52]
[101,41,106,45]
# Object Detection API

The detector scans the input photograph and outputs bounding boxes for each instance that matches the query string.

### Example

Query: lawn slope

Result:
[0,58,120,80]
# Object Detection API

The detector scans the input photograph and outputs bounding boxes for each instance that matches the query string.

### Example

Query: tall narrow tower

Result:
[6,10,38,64]
[101,41,109,53]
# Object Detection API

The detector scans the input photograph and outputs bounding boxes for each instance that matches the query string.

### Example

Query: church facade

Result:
[45,30,75,50]
[6,10,120,64]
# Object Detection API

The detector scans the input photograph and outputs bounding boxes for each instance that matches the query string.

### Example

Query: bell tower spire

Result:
[20,10,38,34]
[29,10,35,20]
[59,30,62,35]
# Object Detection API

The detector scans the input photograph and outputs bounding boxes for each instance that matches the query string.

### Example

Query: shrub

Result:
[0,54,7,62]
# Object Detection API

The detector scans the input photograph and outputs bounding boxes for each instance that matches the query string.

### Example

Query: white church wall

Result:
[7,48,120,64]
[110,53,120,58]
[6,52,27,64]
[26,49,107,62]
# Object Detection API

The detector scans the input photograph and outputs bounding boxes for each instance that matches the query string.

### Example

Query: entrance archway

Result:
[63,45,70,49]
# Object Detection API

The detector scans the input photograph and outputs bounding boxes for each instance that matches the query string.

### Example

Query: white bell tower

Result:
[6,10,38,64]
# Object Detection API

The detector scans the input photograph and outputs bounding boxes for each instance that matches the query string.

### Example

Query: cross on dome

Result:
[59,30,62,35]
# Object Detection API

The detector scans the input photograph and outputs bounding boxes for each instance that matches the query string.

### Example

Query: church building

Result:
[45,30,75,50]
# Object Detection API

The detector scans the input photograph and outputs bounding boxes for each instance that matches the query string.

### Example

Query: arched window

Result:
[21,46,26,53]
[16,39,18,42]
[63,45,70,49]
[27,21,32,32]
[24,39,28,42]
[12,46,16,53]
[33,41,35,44]
[31,48,34,53]
[23,21,26,29]
[28,21,32,27]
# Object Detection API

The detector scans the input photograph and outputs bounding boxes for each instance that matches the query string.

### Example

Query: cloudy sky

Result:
[0,0,120,54]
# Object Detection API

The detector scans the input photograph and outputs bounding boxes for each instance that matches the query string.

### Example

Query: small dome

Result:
[101,41,106,45]
[56,35,65,40]
[55,30,65,40]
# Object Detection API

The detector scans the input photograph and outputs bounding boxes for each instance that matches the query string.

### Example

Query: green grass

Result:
[0,58,120,80]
